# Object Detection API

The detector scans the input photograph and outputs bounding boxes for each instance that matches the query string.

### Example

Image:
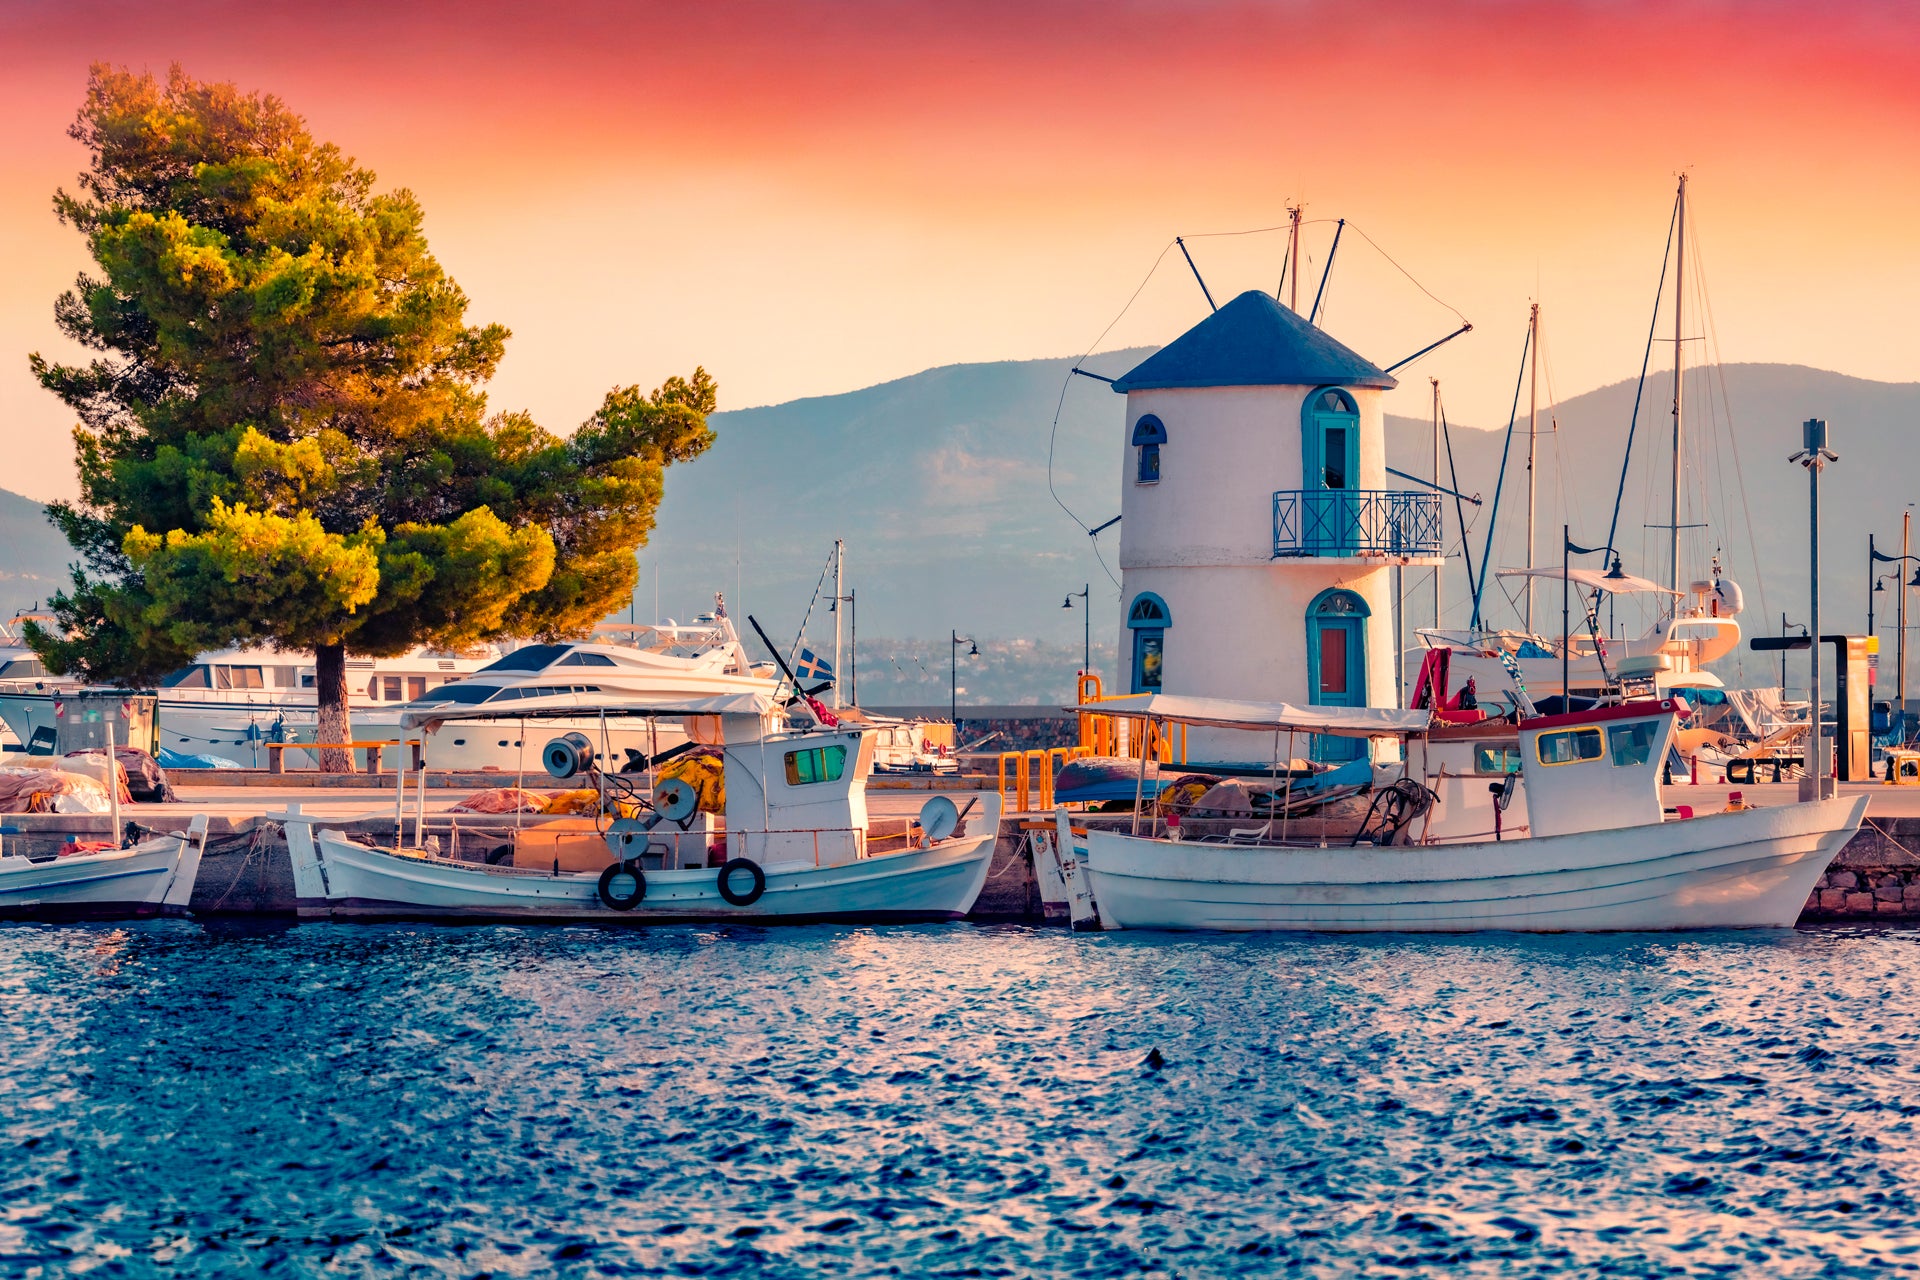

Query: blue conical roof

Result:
[1110,290,1395,393]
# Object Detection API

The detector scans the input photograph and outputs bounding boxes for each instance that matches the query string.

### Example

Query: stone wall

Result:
[1801,816,1920,922]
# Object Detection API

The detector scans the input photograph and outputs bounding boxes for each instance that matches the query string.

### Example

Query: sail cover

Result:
[1071,694,1430,738]
[1495,566,1680,596]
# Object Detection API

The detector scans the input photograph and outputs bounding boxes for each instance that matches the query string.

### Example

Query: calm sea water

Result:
[2,922,1919,1277]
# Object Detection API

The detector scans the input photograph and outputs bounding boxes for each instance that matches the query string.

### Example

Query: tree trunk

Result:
[314,642,355,774]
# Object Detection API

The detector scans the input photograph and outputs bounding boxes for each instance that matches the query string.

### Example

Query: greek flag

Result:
[795,648,834,683]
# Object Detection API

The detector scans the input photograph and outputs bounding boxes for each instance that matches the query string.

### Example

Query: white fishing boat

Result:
[1046,693,1865,932]
[0,815,208,919]
[282,687,1002,924]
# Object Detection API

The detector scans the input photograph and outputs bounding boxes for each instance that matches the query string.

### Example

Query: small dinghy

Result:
[283,688,1002,925]
[1047,694,1866,932]
[0,815,209,920]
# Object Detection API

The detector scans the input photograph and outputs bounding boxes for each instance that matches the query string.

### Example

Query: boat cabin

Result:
[1516,700,1678,839]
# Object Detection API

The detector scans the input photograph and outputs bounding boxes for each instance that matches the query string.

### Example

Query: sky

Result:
[3,0,1919,506]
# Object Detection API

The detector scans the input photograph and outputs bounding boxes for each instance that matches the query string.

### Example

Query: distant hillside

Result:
[0,487,72,617]
[5,356,1915,699]
[1383,363,1920,685]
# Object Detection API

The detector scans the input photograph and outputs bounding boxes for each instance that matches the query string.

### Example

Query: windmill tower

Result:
[1110,290,1442,767]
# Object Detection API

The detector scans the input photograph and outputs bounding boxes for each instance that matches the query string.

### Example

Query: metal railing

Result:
[1273,489,1442,557]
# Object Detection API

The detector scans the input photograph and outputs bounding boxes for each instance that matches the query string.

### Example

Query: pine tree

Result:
[27,65,714,769]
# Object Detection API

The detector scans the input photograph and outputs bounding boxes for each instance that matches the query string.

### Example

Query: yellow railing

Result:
[1073,672,1185,765]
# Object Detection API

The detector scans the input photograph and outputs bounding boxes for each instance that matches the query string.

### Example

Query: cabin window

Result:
[407,677,426,701]
[1126,593,1171,694]
[213,665,264,690]
[161,666,211,689]
[1131,415,1167,485]
[1474,746,1523,775]
[1608,722,1658,768]
[556,652,616,667]
[784,745,847,786]
[1536,727,1604,766]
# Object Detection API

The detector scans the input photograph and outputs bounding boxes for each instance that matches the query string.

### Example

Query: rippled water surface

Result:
[4,923,1920,1276]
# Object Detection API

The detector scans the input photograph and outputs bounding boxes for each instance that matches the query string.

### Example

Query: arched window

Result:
[1126,592,1171,693]
[1305,588,1370,761]
[1131,414,1167,485]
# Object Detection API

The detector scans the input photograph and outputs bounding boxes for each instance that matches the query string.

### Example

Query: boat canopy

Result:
[1072,693,1430,738]
[400,690,775,730]
[1494,566,1680,596]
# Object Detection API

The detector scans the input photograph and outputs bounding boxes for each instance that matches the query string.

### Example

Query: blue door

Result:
[1303,389,1361,554]
[1306,589,1368,762]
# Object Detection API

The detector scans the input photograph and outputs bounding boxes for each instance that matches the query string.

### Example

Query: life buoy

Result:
[597,860,646,910]
[716,857,766,907]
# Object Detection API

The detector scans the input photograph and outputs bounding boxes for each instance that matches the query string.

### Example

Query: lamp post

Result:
[950,630,978,729]
[1062,584,1090,686]
[1870,529,1920,744]
[1790,418,1838,800]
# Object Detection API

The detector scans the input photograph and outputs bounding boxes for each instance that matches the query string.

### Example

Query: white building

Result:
[1109,290,1442,768]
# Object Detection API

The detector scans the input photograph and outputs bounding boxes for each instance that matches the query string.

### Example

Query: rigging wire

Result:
[1472,321,1534,631]
[1605,189,1681,561]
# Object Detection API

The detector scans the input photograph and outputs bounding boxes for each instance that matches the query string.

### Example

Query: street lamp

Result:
[1790,418,1839,800]
[1871,531,1920,744]
[950,630,977,728]
[1062,584,1090,687]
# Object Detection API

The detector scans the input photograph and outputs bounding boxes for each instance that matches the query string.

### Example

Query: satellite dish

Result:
[918,795,960,847]
[543,732,595,779]
[654,777,699,823]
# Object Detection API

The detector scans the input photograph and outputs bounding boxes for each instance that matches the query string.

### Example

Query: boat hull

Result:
[1083,795,1868,932]
[0,821,207,920]
[294,799,1002,925]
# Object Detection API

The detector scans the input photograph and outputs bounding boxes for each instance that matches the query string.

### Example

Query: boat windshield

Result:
[477,644,572,674]
[426,684,503,705]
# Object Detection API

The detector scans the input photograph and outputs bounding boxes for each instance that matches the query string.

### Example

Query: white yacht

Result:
[397,611,778,772]
[0,601,776,771]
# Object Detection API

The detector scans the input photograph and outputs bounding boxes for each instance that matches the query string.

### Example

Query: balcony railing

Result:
[1273,489,1442,558]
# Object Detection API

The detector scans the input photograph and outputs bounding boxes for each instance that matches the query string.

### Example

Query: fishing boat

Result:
[282,686,1002,924]
[1041,693,1865,932]
[0,815,209,920]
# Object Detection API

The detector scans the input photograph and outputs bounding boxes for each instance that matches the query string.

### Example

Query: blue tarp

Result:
[156,747,244,770]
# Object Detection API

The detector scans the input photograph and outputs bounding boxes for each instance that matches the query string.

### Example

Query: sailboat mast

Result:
[1669,174,1688,596]
[1431,377,1442,630]
[1525,302,1540,632]
[832,538,845,709]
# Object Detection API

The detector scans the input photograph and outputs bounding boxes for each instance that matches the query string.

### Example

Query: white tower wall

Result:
[1113,380,1396,766]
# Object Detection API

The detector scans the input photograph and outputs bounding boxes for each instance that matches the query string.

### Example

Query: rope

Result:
[1863,817,1920,864]
[1472,321,1533,631]
[1605,188,1680,561]
[207,821,276,913]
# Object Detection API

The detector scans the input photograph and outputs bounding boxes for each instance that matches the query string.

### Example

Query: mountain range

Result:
[4,355,1915,700]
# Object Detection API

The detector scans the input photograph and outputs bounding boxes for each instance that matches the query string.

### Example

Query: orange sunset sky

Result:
[3,0,1918,504]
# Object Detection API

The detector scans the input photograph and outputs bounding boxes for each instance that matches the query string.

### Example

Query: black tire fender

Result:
[597,860,647,911]
[716,857,766,907]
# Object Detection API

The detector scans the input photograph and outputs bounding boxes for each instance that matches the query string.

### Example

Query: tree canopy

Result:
[28,65,714,760]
